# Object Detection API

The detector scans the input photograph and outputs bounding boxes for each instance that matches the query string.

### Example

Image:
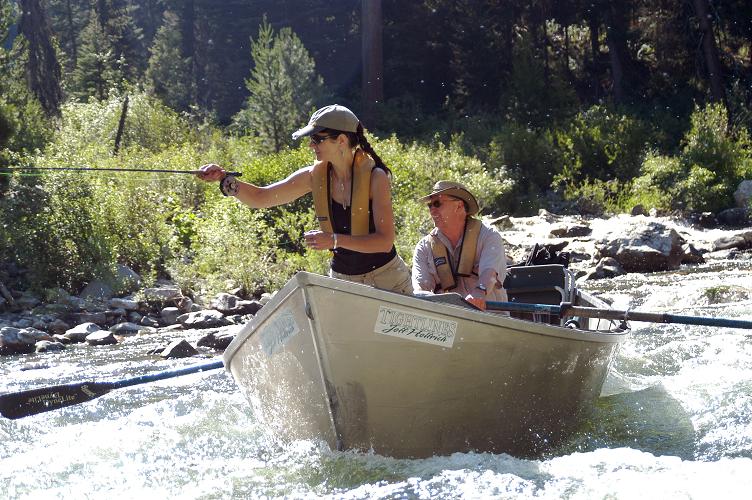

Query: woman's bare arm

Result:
[199,164,313,208]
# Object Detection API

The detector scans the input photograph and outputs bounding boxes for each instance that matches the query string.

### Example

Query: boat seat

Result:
[502,264,574,324]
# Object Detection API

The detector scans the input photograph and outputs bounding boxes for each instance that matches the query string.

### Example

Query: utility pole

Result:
[361,0,383,128]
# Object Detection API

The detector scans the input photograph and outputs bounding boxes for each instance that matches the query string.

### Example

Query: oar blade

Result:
[0,381,113,420]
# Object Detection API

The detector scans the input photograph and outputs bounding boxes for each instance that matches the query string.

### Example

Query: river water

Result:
[2,261,752,499]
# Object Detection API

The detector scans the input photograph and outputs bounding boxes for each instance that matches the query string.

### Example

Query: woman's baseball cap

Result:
[291,104,360,140]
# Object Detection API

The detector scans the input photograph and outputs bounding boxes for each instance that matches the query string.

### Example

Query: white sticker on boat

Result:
[374,306,457,347]
[259,309,300,356]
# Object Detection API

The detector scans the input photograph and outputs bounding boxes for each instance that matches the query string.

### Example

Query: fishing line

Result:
[0,166,242,176]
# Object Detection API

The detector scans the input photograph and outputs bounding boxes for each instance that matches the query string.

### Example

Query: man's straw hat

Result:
[418,180,479,216]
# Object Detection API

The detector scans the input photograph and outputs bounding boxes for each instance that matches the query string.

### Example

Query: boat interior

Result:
[417,264,577,327]
[503,264,574,325]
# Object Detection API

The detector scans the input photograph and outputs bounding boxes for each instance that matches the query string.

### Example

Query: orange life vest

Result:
[428,217,481,291]
[311,149,373,236]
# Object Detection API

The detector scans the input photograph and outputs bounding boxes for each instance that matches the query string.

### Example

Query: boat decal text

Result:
[259,309,300,356]
[374,306,457,347]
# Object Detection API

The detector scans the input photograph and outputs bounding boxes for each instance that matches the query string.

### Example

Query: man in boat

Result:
[411,181,508,310]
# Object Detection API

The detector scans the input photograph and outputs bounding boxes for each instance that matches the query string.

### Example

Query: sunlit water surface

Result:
[2,262,752,499]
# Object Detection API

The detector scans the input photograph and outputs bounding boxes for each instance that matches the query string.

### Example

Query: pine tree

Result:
[233,20,324,153]
[146,10,192,111]
[69,15,118,100]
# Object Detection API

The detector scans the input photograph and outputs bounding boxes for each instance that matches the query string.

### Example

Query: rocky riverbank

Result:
[2,211,751,357]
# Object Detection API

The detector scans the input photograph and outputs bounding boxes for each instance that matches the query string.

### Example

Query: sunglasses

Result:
[426,197,460,209]
[310,133,340,144]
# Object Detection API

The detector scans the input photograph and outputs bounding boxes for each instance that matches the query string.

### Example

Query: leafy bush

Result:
[630,104,752,213]
[485,123,562,214]
[50,92,195,158]
[554,105,653,189]
[0,172,112,292]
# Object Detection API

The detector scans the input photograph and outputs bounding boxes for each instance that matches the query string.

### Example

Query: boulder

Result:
[47,319,71,335]
[549,223,592,238]
[160,339,198,359]
[160,306,181,325]
[583,257,627,280]
[71,311,108,326]
[142,286,183,303]
[139,316,161,328]
[712,231,752,251]
[717,208,749,227]
[197,330,236,351]
[114,264,142,294]
[176,310,231,329]
[63,322,104,343]
[0,327,53,355]
[86,330,118,346]
[16,293,41,310]
[597,221,684,273]
[35,340,66,353]
[681,243,706,264]
[733,180,752,208]
[80,280,114,301]
[211,293,263,315]
[109,297,139,310]
[109,322,143,336]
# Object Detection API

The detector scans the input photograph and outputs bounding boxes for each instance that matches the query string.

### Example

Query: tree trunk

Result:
[181,0,196,108]
[19,0,62,117]
[64,0,77,67]
[604,3,632,104]
[587,11,600,100]
[692,0,726,106]
[113,95,129,156]
[361,0,383,128]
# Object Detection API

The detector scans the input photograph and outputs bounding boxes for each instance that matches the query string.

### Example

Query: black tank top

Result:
[330,200,397,275]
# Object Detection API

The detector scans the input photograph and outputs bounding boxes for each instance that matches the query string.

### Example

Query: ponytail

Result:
[354,124,391,177]
[323,125,392,178]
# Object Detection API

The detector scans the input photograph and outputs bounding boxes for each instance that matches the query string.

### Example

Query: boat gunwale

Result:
[223,271,628,372]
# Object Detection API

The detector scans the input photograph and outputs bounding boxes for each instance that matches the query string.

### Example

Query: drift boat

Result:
[223,265,628,458]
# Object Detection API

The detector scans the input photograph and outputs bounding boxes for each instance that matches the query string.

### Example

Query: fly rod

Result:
[0,166,242,176]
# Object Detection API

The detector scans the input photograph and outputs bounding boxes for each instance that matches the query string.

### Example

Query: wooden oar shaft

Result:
[485,301,752,329]
[0,167,242,176]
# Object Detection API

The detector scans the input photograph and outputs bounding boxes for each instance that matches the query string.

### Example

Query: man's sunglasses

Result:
[426,197,460,209]
[310,133,340,144]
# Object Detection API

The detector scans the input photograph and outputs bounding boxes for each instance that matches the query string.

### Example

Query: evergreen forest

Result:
[1,0,751,299]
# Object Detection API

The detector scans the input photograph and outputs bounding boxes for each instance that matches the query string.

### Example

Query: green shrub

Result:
[51,92,195,158]
[555,105,653,189]
[0,172,112,292]
[629,104,752,213]
[486,123,562,214]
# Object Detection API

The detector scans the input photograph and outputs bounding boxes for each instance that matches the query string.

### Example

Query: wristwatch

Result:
[475,283,487,295]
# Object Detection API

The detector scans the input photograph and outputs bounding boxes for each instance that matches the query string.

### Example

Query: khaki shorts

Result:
[329,254,413,295]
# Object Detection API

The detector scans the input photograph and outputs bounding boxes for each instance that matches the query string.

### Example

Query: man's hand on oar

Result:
[0,360,224,420]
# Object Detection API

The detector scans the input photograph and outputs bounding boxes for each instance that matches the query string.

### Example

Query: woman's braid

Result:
[355,124,391,177]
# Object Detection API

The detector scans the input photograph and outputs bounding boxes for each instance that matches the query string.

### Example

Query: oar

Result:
[0,360,224,420]
[0,167,242,176]
[486,301,752,329]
